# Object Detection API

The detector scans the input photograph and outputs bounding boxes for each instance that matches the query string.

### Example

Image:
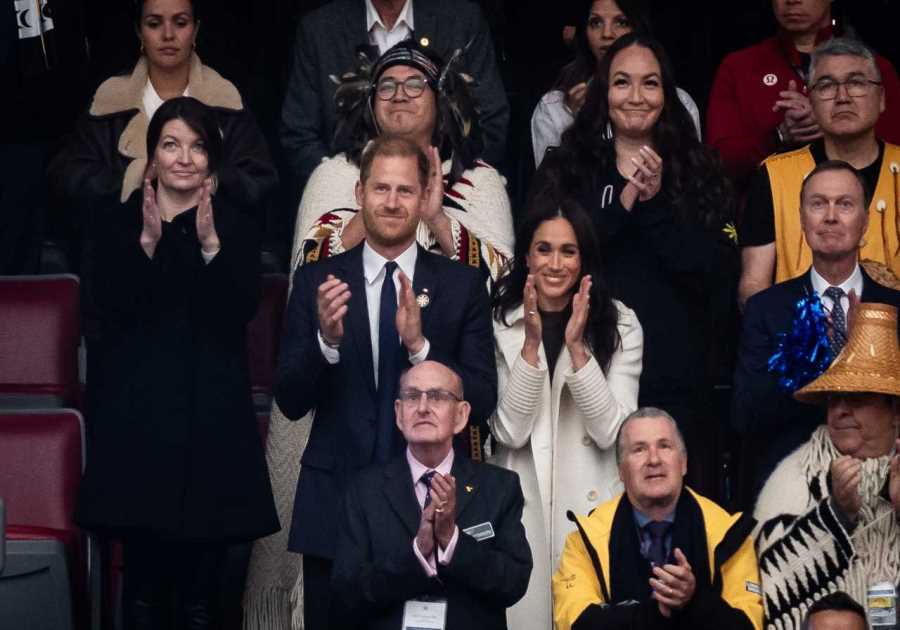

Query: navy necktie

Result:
[374,261,402,463]
[825,286,847,356]
[421,470,436,509]
[644,521,672,567]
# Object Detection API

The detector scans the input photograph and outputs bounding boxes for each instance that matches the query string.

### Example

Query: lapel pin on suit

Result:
[416,287,430,308]
[465,485,474,493]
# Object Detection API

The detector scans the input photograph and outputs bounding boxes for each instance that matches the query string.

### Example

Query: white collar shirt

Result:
[810,263,863,316]
[365,0,414,54]
[142,80,190,122]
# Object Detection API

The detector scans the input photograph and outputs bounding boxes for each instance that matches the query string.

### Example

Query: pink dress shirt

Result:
[407,447,460,576]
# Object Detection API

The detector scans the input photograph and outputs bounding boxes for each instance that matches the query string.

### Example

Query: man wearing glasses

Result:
[331,360,531,630]
[738,37,900,309]
[276,135,497,630]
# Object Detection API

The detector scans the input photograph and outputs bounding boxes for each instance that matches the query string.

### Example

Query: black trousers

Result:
[303,555,335,630]
[122,537,225,629]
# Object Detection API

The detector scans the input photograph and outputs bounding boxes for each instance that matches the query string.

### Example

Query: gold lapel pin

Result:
[416,289,430,308]
[465,485,474,493]
[420,37,430,47]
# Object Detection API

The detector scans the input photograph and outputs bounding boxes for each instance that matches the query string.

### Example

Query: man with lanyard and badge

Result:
[331,360,531,630]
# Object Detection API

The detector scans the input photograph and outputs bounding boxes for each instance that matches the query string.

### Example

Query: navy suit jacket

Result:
[280,0,509,192]
[732,266,900,486]
[275,243,498,556]
[331,455,531,630]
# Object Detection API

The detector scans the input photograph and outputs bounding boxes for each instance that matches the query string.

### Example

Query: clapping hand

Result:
[565,82,589,116]
[831,455,862,525]
[521,274,542,367]
[773,80,822,145]
[620,146,663,210]
[397,271,425,355]
[565,275,592,370]
[196,179,220,254]
[421,146,445,226]
[429,473,457,550]
[317,274,351,348]
[140,178,162,258]
[650,548,696,618]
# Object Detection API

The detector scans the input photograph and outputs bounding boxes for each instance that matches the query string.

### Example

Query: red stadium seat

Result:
[246,273,288,411]
[0,409,87,629]
[0,275,80,409]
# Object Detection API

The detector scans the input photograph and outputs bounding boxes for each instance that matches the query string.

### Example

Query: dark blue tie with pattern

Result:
[644,521,672,567]
[374,261,401,463]
[825,286,847,356]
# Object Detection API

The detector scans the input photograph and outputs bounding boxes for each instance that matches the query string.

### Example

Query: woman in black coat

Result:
[75,96,279,630]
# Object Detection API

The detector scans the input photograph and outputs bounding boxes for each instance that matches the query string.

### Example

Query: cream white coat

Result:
[489,301,643,630]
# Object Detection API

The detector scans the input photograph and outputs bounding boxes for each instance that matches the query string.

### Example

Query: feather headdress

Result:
[330,39,483,186]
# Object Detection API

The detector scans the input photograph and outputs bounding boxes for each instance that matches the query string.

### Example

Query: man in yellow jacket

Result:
[552,408,763,630]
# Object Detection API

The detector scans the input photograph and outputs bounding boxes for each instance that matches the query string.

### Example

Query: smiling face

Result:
[395,361,470,450]
[771,0,831,35]
[525,217,582,312]
[153,118,209,193]
[140,0,197,73]
[356,154,423,255]
[607,44,664,140]
[618,416,687,514]
[373,64,437,145]
[586,0,633,63]
[826,393,899,459]
[800,168,869,263]
[810,54,885,141]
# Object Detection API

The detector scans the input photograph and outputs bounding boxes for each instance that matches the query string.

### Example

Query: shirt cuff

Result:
[200,247,220,264]
[437,526,459,565]
[408,338,430,364]
[413,538,438,577]
[317,330,340,364]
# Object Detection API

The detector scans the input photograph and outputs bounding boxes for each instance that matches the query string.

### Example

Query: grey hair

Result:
[809,37,882,86]
[615,407,687,466]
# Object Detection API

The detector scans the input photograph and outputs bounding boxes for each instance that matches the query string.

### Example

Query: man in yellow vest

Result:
[738,37,900,309]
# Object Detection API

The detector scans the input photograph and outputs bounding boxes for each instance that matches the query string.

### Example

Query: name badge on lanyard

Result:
[402,598,447,630]
[868,582,897,627]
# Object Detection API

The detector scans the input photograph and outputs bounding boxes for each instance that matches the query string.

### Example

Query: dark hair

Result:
[800,159,873,209]
[548,33,734,230]
[133,0,199,26]
[491,191,621,371]
[359,135,429,190]
[146,96,223,175]
[801,592,867,629]
[554,0,653,93]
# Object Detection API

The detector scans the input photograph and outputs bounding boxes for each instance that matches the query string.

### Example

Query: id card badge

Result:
[867,582,897,627]
[402,598,447,630]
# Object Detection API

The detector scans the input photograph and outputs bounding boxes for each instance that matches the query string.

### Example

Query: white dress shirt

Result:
[318,240,430,382]
[810,263,863,316]
[365,0,414,54]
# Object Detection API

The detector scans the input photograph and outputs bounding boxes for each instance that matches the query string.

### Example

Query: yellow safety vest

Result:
[765,143,900,282]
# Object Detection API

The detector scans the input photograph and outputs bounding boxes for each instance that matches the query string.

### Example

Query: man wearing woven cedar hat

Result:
[753,302,900,630]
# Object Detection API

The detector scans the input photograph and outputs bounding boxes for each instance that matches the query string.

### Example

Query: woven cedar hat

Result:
[794,303,900,403]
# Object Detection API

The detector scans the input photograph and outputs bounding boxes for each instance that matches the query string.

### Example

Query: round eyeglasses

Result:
[375,76,429,101]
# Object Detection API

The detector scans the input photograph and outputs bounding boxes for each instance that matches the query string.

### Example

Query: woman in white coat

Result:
[489,194,643,630]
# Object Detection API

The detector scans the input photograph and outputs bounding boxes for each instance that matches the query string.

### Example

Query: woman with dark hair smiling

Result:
[530,0,700,166]
[535,32,738,495]
[74,97,278,630]
[489,192,643,629]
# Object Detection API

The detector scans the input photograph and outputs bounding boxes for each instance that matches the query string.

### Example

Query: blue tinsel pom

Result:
[767,292,834,393]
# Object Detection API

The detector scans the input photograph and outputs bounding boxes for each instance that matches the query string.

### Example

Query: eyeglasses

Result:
[375,76,429,101]
[810,77,882,100]
[398,388,461,406]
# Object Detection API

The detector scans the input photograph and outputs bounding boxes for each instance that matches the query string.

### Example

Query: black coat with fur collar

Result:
[49,54,277,211]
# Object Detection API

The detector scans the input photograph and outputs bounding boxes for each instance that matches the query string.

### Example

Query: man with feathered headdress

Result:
[291,39,513,283]
[754,301,900,629]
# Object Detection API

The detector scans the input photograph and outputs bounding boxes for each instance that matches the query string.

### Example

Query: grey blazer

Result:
[279,0,509,194]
